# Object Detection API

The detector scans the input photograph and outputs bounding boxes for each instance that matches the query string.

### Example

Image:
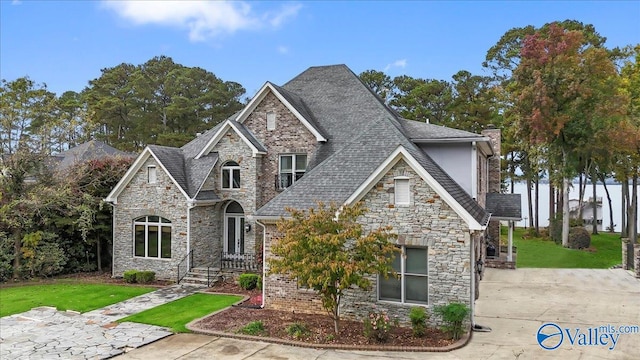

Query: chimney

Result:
[481,124,501,193]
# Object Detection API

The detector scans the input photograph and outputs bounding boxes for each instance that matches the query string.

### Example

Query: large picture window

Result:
[134,216,172,259]
[379,246,428,304]
[279,154,306,189]
[221,161,240,189]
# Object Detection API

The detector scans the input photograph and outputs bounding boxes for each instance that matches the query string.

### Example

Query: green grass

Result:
[0,284,155,317]
[118,293,242,333]
[510,228,622,268]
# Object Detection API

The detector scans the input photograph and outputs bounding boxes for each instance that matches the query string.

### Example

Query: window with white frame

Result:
[394,177,410,204]
[267,112,276,131]
[279,154,307,189]
[134,216,172,259]
[147,166,157,184]
[221,161,240,189]
[379,246,428,304]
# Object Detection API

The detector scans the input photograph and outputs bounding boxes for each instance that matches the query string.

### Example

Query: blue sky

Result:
[1,1,639,98]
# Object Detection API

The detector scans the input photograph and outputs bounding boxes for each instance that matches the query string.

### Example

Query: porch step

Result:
[180,267,222,287]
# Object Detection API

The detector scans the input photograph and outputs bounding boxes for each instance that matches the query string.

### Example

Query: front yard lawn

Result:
[118,293,243,333]
[0,284,154,317]
[512,228,622,268]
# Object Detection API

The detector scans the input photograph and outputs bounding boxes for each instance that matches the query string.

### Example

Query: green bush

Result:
[568,227,591,249]
[286,322,310,339]
[238,320,265,335]
[409,306,429,337]
[238,273,259,290]
[136,270,155,283]
[434,302,470,340]
[123,270,138,283]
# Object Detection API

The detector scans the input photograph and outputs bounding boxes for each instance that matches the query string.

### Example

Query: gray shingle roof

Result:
[257,65,489,226]
[486,193,522,220]
[398,119,487,141]
[52,140,133,171]
[143,64,491,226]
[229,120,267,153]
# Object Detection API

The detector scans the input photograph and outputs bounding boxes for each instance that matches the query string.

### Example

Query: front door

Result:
[224,201,244,258]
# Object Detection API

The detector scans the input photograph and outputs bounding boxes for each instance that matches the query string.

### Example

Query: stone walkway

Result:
[0,284,203,360]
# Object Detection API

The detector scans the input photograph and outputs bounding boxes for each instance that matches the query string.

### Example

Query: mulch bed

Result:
[197,280,456,348]
[0,271,172,288]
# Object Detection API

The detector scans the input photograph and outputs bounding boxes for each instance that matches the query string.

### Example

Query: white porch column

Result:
[507,220,513,262]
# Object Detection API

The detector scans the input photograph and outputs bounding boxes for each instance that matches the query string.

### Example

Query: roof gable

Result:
[234,82,327,142]
[105,147,190,203]
[344,146,486,231]
[195,119,267,159]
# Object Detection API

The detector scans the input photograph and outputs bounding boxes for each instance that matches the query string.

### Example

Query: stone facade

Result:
[482,126,502,251]
[243,92,319,208]
[622,238,630,270]
[204,130,259,257]
[112,156,188,280]
[263,159,472,327]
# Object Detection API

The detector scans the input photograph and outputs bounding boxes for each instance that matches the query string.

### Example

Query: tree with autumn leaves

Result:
[268,202,399,336]
[510,23,629,246]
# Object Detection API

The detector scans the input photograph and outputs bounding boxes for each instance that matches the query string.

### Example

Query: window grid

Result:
[378,246,428,305]
[279,154,307,189]
[133,216,172,259]
[221,161,241,189]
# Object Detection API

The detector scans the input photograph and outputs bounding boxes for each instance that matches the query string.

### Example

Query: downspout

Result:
[187,202,195,270]
[256,219,267,309]
[469,231,475,327]
[471,142,478,200]
[106,201,116,278]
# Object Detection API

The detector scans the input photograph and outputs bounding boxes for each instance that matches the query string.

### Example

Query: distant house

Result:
[569,197,603,232]
[49,140,133,173]
[106,64,519,327]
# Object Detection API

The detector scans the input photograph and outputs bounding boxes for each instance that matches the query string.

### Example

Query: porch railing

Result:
[221,252,259,271]
[176,249,194,284]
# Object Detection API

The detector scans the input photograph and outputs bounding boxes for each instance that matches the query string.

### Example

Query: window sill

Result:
[377,299,429,307]
[133,256,172,261]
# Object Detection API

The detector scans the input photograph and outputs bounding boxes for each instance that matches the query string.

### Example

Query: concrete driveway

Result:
[117,268,640,360]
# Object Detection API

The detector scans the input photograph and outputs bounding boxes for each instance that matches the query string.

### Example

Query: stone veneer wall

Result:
[263,159,472,327]
[242,92,318,208]
[201,130,259,257]
[112,157,188,280]
[190,205,218,267]
[482,126,502,251]
[263,224,326,314]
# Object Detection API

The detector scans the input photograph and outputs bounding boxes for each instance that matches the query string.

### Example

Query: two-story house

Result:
[106,64,505,326]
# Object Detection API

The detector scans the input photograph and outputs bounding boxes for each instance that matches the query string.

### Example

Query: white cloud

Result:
[384,59,407,72]
[101,0,301,42]
[277,45,289,54]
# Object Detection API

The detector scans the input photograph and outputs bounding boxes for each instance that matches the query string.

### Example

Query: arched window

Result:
[221,161,240,189]
[134,216,172,259]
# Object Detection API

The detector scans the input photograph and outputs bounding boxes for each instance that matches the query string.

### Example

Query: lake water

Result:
[511,182,640,232]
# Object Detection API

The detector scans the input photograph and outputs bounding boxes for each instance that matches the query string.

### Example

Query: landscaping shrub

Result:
[238,320,265,335]
[238,273,259,290]
[286,322,310,339]
[256,275,262,290]
[409,306,429,337]
[568,227,591,249]
[123,270,138,283]
[434,302,470,340]
[136,270,155,284]
[363,310,396,342]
